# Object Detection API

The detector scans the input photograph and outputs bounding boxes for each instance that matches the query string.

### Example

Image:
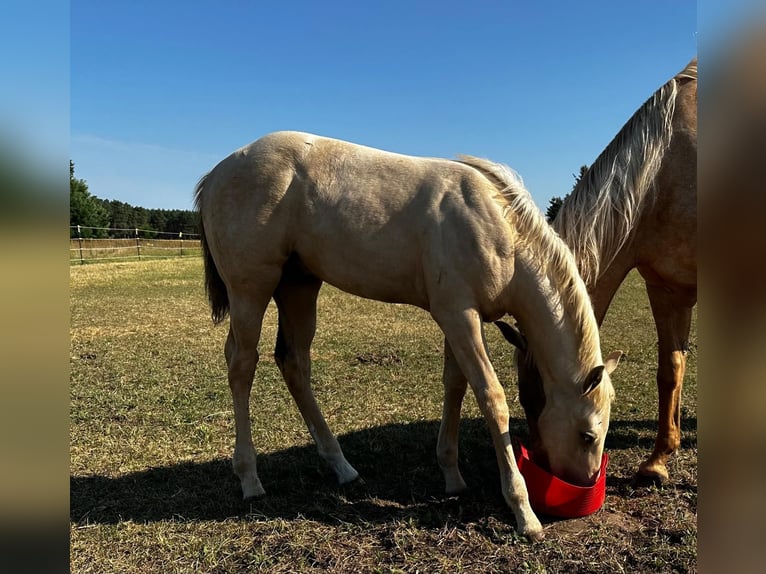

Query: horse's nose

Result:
[561,465,597,487]
[583,465,601,486]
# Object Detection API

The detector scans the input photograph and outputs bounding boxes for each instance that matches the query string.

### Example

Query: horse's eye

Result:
[581,431,596,445]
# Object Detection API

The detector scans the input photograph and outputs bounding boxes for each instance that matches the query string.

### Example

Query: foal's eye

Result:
[581,431,597,445]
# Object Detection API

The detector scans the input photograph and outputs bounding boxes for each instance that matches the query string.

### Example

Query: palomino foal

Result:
[195,131,616,540]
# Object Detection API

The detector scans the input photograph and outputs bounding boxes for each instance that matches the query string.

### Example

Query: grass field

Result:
[70,258,696,573]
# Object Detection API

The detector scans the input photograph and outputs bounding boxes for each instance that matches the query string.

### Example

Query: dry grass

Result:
[70,258,696,573]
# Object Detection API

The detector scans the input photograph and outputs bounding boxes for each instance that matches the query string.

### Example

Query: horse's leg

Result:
[436,338,468,494]
[434,308,543,540]
[638,284,694,483]
[273,276,359,485]
[226,274,281,499]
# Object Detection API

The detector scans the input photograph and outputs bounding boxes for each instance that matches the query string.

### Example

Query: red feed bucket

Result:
[514,439,608,518]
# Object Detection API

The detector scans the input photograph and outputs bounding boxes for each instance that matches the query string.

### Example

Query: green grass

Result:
[70,258,696,573]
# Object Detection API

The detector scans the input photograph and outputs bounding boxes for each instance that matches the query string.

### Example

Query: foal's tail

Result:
[194,173,230,324]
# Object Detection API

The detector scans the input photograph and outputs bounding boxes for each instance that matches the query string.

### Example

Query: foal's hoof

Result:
[445,482,468,497]
[241,479,266,500]
[517,516,545,543]
[524,527,546,543]
[333,461,360,486]
[340,474,366,488]
[443,473,468,496]
[337,475,367,499]
[242,491,266,502]
[337,470,361,486]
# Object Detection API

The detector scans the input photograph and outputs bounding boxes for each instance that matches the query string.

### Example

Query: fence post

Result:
[179,231,183,257]
[77,225,84,265]
[135,228,141,261]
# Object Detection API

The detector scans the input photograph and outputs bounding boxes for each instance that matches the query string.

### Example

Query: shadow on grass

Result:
[71,416,696,527]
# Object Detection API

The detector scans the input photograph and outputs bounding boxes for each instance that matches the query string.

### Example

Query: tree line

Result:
[70,161,198,238]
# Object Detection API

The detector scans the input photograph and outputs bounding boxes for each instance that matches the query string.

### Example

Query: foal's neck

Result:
[508,250,601,388]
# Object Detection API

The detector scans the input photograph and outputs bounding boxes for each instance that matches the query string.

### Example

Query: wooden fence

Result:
[70,226,201,264]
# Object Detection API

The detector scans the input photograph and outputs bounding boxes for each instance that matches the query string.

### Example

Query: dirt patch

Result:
[547,508,643,539]
[354,351,403,366]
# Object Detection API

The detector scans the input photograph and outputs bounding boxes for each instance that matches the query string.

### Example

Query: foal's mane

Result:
[456,156,600,369]
[554,58,698,285]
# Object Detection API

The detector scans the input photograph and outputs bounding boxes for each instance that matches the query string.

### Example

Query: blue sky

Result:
[69,1,698,211]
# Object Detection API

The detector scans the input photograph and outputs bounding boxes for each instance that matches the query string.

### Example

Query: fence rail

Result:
[70,226,201,264]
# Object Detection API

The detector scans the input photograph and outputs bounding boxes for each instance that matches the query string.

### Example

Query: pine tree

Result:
[545,196,563,223]
[70,161,109,237]
[545,165,589,223]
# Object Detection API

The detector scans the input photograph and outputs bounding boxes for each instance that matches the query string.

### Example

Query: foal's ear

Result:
[494,320,528,351]
[581,365,605,396]
[582,352,623,396]
[604,350,623,375]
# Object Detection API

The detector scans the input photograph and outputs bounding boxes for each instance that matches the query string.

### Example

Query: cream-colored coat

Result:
[196,131,615,540]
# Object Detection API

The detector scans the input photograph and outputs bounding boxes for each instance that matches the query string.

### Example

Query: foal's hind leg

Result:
[226,276,281,499]
[438,326,498,494]
[273,275,359,485]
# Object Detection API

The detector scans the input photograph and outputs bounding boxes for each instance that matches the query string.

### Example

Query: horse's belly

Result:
[296,241,429,308]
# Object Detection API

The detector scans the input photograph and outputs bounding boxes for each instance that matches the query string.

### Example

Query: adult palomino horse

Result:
[195,131,620,540]
[503,58,697,484]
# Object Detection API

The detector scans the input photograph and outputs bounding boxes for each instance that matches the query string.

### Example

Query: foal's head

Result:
[496,321,621,486]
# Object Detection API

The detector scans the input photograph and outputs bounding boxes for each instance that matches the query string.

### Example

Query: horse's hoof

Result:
[337,473,366,491]
[442,468,467,495]
[241,479,266,500]
[341,474,366,487]
[333,461,360,486]
[243,492,266,503]
[336,475,367,499]
[630,469,668,488]
[632,473,664,488]
[634,461,669,487]
[517,516,545,542]
[445,480,468,496]
[525,527,545,543]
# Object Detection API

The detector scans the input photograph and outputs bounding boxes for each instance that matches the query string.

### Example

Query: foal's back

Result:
[200,131,515,311]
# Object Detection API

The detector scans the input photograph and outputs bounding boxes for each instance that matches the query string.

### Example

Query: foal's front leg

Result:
[436,308,543,541]
[437,339,468,494]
